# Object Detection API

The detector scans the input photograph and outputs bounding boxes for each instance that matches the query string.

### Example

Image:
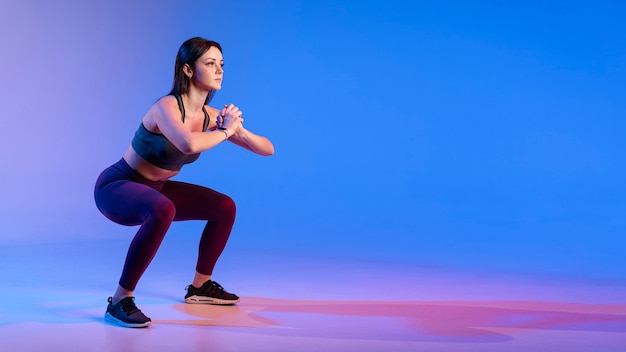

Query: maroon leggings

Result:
[94,159,236,291]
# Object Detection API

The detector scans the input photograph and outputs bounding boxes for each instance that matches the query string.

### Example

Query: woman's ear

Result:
[183,63,194,78]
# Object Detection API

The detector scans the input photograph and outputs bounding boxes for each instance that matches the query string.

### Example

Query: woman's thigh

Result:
[95,180,172,226]
[160,181,235,221]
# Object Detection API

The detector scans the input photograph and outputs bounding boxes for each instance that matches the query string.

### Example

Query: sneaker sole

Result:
[185,295,240,305]
[105,312,151,328]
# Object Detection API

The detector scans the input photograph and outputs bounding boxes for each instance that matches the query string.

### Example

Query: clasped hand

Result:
[217,104,244,133]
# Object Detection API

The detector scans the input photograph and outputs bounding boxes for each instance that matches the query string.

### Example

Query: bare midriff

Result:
[122,145,180,181]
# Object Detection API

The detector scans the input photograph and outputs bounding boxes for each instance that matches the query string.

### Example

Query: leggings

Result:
[94,158,236,291]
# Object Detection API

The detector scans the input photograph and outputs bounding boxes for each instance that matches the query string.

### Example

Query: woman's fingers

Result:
[221,104,244,129]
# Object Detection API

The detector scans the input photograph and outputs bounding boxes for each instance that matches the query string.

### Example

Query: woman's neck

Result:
[181,88,210,112]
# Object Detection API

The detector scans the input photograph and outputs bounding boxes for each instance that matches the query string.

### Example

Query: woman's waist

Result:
[123,146,180,182]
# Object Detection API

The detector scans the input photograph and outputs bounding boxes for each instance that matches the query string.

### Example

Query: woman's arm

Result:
[150,97,236,154]
[207,105,274,156]
[228,126,275,156]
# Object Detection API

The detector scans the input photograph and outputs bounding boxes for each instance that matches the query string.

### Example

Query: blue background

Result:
[1,0,624,280]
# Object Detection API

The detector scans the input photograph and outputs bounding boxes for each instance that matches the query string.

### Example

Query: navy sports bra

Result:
[131,95,210,171]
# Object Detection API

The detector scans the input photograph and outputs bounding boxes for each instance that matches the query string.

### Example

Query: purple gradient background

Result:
[1,0,625,280]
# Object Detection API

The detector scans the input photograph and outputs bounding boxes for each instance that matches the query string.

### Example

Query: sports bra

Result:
[131,95,210,171]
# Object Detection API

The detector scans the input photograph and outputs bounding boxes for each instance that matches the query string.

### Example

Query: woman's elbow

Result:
[261,143,275,156]
[179,139,198,154]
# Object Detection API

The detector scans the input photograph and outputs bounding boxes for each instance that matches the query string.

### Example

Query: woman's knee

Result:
[150,197,176,223]
[219,195,237,221]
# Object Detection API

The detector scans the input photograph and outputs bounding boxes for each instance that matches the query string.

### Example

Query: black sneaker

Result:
[104,297,151,328]
[185,280,240,305]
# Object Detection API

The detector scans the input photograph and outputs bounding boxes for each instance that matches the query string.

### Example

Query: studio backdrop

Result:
[1,0,624,280]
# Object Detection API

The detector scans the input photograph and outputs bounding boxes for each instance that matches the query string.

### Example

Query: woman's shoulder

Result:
[155,95,178,107]
[147,95,180,115]
[143,95,181,126]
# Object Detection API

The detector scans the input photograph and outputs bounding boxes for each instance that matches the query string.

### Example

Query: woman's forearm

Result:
[229,127,275,156]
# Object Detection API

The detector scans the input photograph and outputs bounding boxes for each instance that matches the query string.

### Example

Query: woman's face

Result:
[192,46,224,91]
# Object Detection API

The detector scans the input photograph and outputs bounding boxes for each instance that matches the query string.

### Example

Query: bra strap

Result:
[202,107,210,131]
[175,95,186,122]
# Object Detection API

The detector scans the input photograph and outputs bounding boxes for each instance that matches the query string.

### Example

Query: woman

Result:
[94,37,274,328]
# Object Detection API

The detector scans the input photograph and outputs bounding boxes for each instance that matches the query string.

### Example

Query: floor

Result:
[0,236,625,352]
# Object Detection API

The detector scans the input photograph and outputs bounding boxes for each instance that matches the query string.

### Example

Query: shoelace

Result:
[119,297,140,314]
[193,280,225,294]
[208,281,226,293]
[186,280,227,294]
